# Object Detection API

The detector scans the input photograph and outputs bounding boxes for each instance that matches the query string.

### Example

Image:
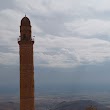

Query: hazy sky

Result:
[1,0,110,89]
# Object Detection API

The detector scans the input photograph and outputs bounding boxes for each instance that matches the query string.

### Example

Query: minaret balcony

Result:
[18,37,34,44]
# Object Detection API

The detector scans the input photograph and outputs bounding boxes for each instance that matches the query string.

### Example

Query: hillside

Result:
[51,100,110,110]
[0,100,110,110]
[0,102,19,110]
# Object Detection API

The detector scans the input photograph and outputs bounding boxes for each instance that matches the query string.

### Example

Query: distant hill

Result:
[50,100,110,110]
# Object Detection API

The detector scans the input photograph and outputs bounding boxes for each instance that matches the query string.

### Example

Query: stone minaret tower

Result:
[18,16,35,110]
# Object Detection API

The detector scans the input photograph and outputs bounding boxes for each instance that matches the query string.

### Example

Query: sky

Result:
[1,0,110,92]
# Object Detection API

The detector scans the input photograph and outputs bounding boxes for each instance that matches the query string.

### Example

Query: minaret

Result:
[18,16,35,110]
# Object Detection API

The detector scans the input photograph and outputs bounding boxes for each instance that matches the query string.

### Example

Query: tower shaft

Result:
[18,16,35,110]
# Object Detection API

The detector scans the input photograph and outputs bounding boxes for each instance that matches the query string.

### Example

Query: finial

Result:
[25,14,26,17]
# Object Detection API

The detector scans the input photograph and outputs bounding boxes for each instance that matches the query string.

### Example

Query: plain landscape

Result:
[1,85,110,110]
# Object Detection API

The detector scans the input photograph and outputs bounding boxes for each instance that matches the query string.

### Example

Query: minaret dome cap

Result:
[21,16,31,26]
